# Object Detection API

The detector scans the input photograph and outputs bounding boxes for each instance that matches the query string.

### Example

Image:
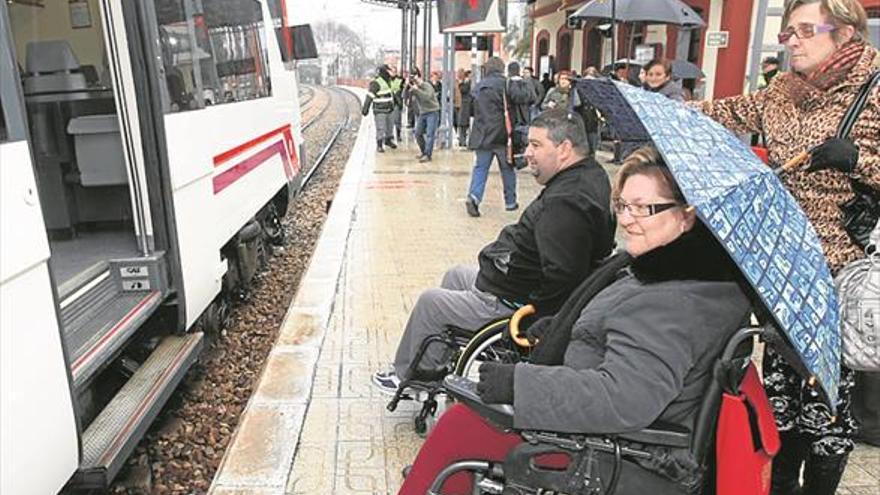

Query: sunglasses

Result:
[777,23,837,44]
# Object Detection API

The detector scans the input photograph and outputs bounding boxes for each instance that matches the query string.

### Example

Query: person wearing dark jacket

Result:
[540,72,554,93]
[506,62,536,169]
[372,108,615,395]
[362,64,397,152]
[465,57,518,216]
[523,66,545,120]
[458,70,473,147]
[396,146,752,495]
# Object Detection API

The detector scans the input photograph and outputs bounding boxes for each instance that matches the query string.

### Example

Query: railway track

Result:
[110,87,363,495]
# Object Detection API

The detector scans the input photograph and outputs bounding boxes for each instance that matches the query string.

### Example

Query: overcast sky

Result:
[291,0,525,51]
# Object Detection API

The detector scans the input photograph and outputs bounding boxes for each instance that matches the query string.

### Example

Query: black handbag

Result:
[838,71,880,249]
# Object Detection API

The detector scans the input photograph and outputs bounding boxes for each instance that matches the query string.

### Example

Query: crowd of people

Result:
[362,0,878,493]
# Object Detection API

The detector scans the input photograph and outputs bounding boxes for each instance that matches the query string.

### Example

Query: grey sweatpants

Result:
[374,111,394,141]
[393,265,515,379]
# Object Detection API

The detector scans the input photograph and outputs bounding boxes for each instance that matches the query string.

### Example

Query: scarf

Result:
[529,222,742,366]
[781,41,867,106]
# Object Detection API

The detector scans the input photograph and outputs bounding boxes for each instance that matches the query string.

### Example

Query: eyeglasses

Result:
[777,23,837,44]
[613,199,681,218]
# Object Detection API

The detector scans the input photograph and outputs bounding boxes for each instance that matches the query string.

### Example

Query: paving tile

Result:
[298,398,340,446]
[284,443,336,494]
[213,404,306,488]
[338,399,386,442]
[250,348,317,404]
[211,487,285,495]
[339,363,380,399]
[842,461,880,487]
[310,360,341,399]
[275,310,325,348]
[847,487,880,495]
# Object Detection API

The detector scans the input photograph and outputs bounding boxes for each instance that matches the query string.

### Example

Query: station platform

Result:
[209,97,880,494]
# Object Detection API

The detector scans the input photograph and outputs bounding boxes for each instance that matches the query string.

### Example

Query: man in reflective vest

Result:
[362,64,397,152]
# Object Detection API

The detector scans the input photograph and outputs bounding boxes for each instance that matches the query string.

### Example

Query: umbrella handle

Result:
[781,150,810,171]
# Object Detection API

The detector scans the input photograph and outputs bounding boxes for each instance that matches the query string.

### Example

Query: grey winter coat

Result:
[512,232,751,435]
[410,80,441,114]
[645,80,685,102]
[541,87,581,111]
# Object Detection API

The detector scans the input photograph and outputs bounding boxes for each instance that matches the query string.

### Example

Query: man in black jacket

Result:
[373,109,616,394]
[523,66,545,121]
[507,62,536,170]
[466,57,517,217]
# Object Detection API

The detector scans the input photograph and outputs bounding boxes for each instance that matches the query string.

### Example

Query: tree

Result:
[503,12,533,62]
[313,21,371,78]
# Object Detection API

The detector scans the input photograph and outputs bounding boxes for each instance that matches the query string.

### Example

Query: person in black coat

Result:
[372,108,615,395]
[458,70,473,148]
[506,62,536,169]
[466,57,517,216]
[523,66,545,121]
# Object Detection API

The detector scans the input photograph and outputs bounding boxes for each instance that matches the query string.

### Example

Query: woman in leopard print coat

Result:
[697,1,878,493]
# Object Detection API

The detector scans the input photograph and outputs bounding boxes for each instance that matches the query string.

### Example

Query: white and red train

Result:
[0,0,313,492]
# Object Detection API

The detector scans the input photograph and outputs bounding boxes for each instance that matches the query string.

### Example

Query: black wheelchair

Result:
[386,305,539,434]
[428,324,768,495]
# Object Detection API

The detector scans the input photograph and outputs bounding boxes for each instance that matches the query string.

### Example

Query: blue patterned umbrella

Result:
[578,78,841,405]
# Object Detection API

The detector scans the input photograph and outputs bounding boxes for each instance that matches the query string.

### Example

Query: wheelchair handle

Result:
[509,304,537,347]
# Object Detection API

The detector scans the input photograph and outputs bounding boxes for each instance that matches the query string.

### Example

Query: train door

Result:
[0,2,80,493]
[6,0,172,391]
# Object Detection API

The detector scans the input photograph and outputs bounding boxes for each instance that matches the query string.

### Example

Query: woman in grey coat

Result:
[397,146,752,495]
[642,59,685,103]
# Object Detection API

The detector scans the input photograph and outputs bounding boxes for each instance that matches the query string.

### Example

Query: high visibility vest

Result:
[369,77,395,113]
[390,78,403,94]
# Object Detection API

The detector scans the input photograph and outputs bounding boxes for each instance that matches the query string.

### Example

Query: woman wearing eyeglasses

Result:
[696,0,878,493]
[396,146,751,495]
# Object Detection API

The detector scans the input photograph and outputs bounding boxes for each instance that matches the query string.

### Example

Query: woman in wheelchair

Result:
[397,146,753,495]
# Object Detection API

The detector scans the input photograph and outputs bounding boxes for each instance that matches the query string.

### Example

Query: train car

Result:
[0,0,311,492]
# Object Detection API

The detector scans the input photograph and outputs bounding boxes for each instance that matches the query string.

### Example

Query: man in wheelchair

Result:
[373,108,616,395]
[396,147,756,494]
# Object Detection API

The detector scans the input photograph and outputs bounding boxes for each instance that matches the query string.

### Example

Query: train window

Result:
[201,0,272,104]
[155,0,271,113]
[155,0,204,112]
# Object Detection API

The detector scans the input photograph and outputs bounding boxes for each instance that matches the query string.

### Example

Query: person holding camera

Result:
[407,70,441,163]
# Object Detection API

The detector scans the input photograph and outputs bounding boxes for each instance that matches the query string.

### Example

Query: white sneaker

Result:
[372,370,402,396]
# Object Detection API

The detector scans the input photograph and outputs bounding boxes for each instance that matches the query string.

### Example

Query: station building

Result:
[528,0,880,99]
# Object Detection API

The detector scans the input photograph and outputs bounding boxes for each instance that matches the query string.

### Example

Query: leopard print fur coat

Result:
[698,45,880,274]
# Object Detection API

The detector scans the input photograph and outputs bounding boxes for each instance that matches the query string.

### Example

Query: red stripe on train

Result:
[213,124,292,167]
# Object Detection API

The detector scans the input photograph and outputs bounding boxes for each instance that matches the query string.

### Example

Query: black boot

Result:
[771,431,809,495]
[384,137,397,149]
[802,452,849,495]
[377,139,384,153]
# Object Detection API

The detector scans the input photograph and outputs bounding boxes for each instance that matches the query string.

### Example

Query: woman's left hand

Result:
[477,363,515,404]
[807,137,859,174]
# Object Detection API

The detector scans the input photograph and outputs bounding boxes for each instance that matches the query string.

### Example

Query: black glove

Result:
[476,362,515,404]
[807,137,859,174]
[525,316,554,345]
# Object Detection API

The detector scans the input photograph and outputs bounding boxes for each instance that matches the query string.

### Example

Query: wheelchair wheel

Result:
[453,321,524,380]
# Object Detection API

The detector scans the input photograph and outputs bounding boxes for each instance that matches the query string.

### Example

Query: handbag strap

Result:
[837,70,880,139]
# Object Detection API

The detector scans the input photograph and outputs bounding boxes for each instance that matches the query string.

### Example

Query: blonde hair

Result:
[782,0,869,43]
[613,146,686,203]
